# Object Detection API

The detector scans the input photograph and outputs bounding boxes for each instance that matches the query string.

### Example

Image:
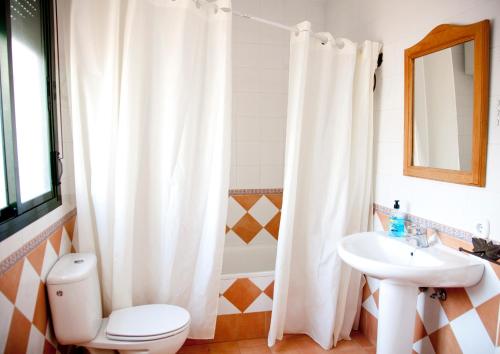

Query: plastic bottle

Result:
[389,200,406,237]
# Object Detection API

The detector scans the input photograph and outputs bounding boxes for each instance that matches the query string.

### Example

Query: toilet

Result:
[47,253,190,354]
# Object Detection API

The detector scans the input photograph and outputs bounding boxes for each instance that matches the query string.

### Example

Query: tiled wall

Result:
[230,0,327,189]
[358,208,500,354]
[226,191,282,246]
[326,0,500,241]
[0,210,77,354]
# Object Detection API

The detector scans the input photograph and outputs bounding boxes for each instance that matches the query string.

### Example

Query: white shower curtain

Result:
[60,0,231,338]
[269,22,381,349]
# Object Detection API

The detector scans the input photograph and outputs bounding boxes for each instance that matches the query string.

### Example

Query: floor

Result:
[178,332,376,354]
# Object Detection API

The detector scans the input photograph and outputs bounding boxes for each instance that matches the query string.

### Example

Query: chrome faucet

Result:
[405,225,430,248]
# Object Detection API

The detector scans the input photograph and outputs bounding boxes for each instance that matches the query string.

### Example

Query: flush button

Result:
[74,259,84,264]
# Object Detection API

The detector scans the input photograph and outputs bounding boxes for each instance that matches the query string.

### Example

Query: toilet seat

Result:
[106,304,190,342]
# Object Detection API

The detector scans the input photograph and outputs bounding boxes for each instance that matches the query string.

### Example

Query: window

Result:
[0,0,61,241]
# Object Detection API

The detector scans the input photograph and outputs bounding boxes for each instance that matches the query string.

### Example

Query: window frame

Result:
[0,0,62,242]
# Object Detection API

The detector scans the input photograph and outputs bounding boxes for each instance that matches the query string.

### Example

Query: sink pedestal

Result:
[377,281,419,354]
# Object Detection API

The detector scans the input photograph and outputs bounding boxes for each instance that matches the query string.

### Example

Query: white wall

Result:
[231,0,327,189]
[326,0,500,241]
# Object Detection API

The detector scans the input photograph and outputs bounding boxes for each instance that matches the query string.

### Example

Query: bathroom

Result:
[0,0,498,353]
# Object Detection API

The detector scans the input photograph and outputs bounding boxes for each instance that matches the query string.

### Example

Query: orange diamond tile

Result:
[226,225,230,234]
[413,312,427,342]
[232,195,261,211]
[4,308,31,354]
[429,324,461,354]
[0,259,25,303]
[223,278,262,312]
[376,211,390,231]
[264,212,281,240]
[476,294,499,344]
[362,283,371,302]
[64,215,76,241]
[33,282,48,334]
[263,281,274,299]
[439,287,473,321]
[232,214,262,244]
[265,194,282,209]
[49,228,63,255]
[27,240,47,276]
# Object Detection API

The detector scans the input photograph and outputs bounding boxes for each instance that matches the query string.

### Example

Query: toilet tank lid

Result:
[47,253,97,285]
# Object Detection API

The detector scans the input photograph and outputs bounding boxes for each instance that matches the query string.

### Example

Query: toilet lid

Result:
[106,304,190,340]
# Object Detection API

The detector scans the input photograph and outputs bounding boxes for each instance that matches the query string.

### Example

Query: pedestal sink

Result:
[338,232,484,354]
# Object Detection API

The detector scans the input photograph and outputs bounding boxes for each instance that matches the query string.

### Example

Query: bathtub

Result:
[218,244,276,317]
[222,244,277,275]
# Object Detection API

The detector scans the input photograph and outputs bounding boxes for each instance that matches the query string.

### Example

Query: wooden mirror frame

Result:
[404,20,490,186]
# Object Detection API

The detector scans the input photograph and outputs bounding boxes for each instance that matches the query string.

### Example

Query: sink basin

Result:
[339,232,484,354]
[339,232,484,287]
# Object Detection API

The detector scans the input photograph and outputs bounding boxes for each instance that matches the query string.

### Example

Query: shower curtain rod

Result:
[216,6,345,48]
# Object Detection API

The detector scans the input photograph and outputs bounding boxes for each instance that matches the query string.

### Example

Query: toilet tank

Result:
[47,253,102,345]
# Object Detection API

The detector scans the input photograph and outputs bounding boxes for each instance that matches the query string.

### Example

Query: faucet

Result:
[405,225,430,248]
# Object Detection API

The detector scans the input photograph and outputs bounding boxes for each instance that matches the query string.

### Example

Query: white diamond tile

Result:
[249,275,274,291]
[15,260,40,321]
[362,296,378,318]
[366,276,380,293]
[412,336,435,354]
[244,293,273,313]
[219,278,237,294]
[0,292,14,353]
[26,326,45,354]
[465,261,500,307]
[249,196,278,226]
[40,241,58,282]
[218,296,241,315]
[450,309,495,354]
[226,197,247,228]
[59,228,72,256]
[249,229,277,245]
[225,230,248,247]
[416,292,449,334]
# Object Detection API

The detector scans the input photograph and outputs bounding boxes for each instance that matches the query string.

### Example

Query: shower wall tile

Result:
[226,192,282,245]
[231,0,327,189]
[359,210,500,353]
[0,210,77,354]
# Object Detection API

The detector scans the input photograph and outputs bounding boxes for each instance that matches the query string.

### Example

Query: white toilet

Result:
[47,253,190,354]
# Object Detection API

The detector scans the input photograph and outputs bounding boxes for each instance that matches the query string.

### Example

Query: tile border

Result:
[373,203,473,243]
[229,189,283,196]
[0,208,77,276]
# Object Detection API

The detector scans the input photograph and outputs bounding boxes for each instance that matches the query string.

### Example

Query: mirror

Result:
[404,21,490,186]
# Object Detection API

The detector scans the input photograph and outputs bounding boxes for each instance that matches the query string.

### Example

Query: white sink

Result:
[339,232,484,287]
[339,232,484,354]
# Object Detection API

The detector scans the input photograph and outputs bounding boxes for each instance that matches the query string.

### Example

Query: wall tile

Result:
[0,210,77,354]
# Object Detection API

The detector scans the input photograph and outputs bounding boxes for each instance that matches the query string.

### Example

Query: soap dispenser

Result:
[389,200,405,237]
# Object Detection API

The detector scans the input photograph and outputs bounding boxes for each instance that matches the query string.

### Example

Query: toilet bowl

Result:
[47,253,190,354]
